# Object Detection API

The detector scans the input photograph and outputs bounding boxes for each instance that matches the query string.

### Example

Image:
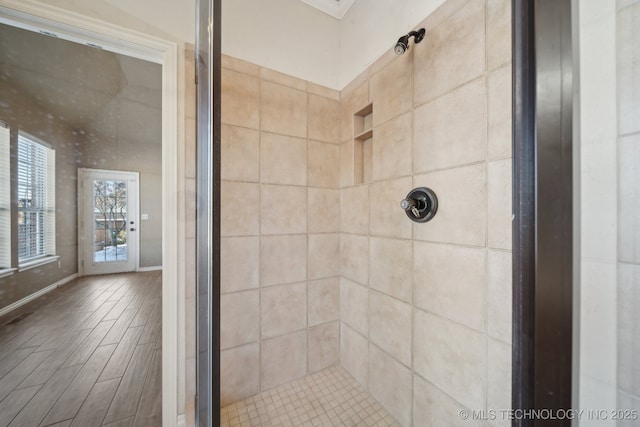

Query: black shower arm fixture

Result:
[406,29,426,43]
[394,28,426,55]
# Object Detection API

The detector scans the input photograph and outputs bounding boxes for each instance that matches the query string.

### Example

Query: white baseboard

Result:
[176,414,185,427]
[0,273,78,318]
[138,265,163,272]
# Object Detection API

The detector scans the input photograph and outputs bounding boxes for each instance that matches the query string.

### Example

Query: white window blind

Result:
[17,132,56,263]
[0,121,10,270]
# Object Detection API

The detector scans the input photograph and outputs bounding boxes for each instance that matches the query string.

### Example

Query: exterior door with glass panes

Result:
[78,168,138,275]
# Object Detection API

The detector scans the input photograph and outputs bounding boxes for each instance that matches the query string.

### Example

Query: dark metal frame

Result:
[196,0,221,425]
[195,0,577,425]
[512,0,574,425]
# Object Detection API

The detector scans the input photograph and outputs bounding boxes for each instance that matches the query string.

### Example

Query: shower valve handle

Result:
[401,187,438,223]
[401,198,420,217]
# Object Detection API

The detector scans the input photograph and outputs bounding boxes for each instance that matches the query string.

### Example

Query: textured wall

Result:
[218,55,342,406]
[217,0,513,424]
[0,81,80,309]
[337,0,512,425]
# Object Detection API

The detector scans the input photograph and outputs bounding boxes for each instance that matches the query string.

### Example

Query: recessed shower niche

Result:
[353,103,373,185]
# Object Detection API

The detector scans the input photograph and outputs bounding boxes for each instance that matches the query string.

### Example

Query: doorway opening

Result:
[0,2,180,425]
[79,169,141,276]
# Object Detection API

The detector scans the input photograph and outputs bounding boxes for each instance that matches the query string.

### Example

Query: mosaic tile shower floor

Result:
[220,366,401,427]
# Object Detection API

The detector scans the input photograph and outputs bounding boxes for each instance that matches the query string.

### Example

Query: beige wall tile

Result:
[261,185,307,235]
[261,282,307,338]
[487,338,512,427]
[488,250,512,343]
[222,125,260,182]
[261,81,307,138]
[340,323,368,388]
[185,178,196,240]
[414,242,486,332]
[413,375,483,427]
[260,133,307,185]
[221,236,259,294]
[372,112,412,182]
[185,357,196,426]
[261,235,307,286]
[488,65,513,160]
[414,0,486,105]
[619,135,640,263]
[340,277,368,335]
[487,0,512,70]
[221,181,260,236]
[220,343,260,406]
[422,0,470,29]
[340,141,354,188]
[340,234,369,285]
[308,277,340,326]
[488,159,512,250]
[308,188,340,233]
[340,81,369,142]
[618,3,640,135]
[307,82,340,101]
[186,297,196,359]
[185,117,196,179]
[221,68,260,129]
[220,290,259,349]
[340,185,369,234]
[185,50,197,120]
[618,263,640,396]
[370,51,413,127]
[222,54,260,76]
[308,95,340,143]
[414,164,487,247]
[261,331,307,390]
[413,78,487,173]
[369,291,412,366]
[185,237,196,300]
[308,141,340,188]
[368,345,412,426]
[414,309,486,410]
[370,177,413,239]
[369,237,412,303]
[261,67,307,91]
[308,322,339,372]
[308,233,340,280]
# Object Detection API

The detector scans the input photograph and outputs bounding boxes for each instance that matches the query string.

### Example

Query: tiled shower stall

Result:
[217,0,513,424]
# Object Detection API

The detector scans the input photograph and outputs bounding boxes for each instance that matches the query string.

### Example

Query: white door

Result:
[78,168,139,275]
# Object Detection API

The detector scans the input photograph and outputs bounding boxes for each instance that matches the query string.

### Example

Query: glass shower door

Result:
[576,0,639,424]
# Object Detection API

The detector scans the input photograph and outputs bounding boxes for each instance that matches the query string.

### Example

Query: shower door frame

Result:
[197,0,578,425]
[512,0,575,425]
[195,0,221,425]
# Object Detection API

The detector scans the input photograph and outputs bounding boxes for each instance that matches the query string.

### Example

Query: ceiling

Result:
[0,23,161,134]
[300,0,356,19]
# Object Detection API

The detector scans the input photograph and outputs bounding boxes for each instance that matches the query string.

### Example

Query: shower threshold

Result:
[220,366,401,426]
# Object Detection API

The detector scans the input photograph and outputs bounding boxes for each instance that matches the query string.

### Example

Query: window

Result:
[17,132,56,265]
[0,121,11,275]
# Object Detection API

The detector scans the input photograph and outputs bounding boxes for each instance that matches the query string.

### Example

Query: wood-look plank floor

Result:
[0,271,162,427]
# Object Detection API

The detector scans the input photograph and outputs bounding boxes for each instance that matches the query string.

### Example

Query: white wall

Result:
[222,0,340,88]
[33,0,195,44]
[338,0,445,88]
[221,0,446,89]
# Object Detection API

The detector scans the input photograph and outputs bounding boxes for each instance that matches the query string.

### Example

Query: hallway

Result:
[0,271,162,427]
